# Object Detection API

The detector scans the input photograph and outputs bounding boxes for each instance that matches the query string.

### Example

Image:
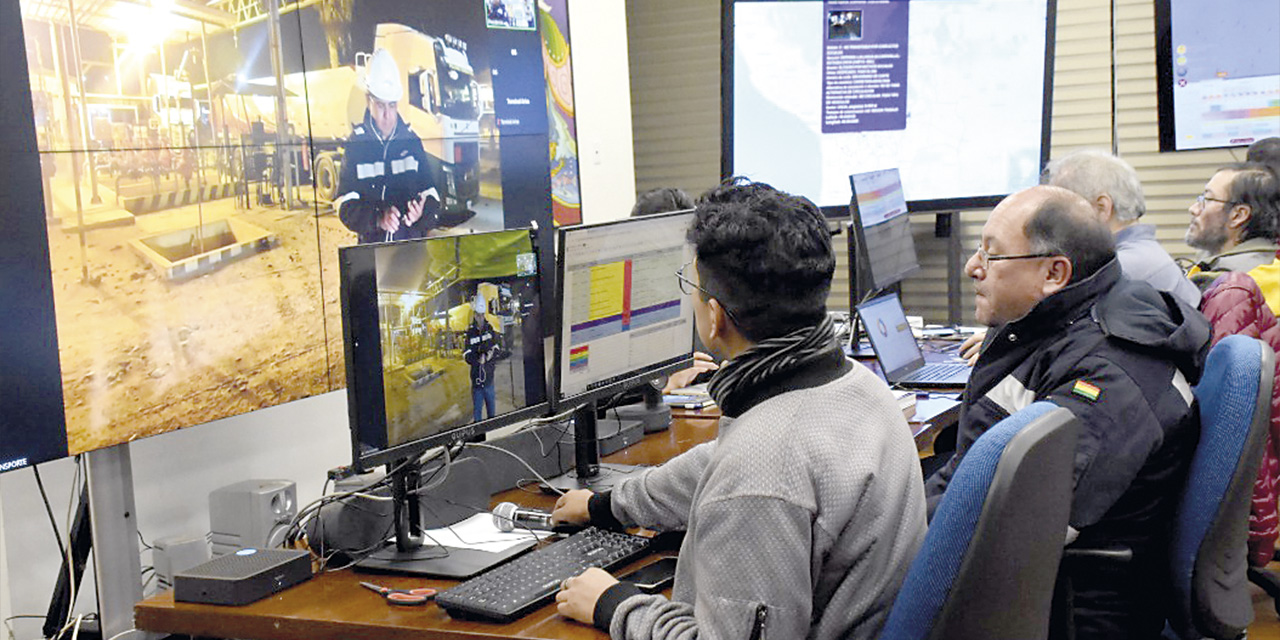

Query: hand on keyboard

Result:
[436,527,651,622]
[555,567,618,624]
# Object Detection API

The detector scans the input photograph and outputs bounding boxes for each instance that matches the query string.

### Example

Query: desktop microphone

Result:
[492,502,554,532]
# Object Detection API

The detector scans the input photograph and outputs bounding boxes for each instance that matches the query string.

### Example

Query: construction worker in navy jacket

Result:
[335,48,440,244]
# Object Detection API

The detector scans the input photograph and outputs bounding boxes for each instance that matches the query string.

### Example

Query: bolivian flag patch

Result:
[1072,380,1101,402]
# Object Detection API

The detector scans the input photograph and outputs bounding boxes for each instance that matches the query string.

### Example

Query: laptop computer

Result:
[856,293,971,389]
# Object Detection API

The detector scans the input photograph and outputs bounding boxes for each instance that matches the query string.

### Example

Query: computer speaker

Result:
[209,479,297,556]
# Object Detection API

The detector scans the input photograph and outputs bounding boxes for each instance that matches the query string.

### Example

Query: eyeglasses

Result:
[1195,194,1233,209]
[972,246,1060,270]
[675,262,741,324]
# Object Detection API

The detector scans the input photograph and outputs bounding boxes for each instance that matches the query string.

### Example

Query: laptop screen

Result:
[857,293,925,378]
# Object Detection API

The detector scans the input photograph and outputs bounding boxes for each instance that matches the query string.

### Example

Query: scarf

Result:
[708,315,843,417]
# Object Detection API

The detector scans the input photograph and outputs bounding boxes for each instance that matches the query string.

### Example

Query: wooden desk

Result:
[135,405,955,640]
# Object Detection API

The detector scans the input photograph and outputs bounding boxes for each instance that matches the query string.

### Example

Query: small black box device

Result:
[174,548,312,606]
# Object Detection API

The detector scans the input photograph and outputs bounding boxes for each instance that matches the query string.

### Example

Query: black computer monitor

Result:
[549,210,698,489]
[848,168,920,302]
[338,227,549,570]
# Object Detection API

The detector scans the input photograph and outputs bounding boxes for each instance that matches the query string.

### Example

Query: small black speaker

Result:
[174,548,312,606]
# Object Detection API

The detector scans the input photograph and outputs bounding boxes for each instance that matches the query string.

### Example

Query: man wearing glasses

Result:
[927,185,1210,639]
[1185,163,1280,302]
[551,179,927,640]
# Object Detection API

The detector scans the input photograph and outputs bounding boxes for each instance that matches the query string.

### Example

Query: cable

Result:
[30,466,68,574]
[31,465,76,634]
[4,615,44,640]
[463,442,566,496]
[103,628,141,640]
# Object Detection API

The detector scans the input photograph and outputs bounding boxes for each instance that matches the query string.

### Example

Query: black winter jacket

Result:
[926,259,1210,556]
[335,110,439,244]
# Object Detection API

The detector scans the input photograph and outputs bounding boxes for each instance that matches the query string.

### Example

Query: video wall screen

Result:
[0,0,579,473]
[724,0,1056,213]
[1154,0,1280,152]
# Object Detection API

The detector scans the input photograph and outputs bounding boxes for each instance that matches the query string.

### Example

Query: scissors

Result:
[359,581,437,606]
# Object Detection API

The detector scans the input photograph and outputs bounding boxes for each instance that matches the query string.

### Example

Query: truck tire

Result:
[314,152,340,204]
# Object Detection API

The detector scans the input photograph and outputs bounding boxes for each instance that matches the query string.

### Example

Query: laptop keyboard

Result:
[902,362,969,383]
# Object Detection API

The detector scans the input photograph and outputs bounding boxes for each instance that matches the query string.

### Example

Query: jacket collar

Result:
[994,258,1121,343]
[363,110,402,144]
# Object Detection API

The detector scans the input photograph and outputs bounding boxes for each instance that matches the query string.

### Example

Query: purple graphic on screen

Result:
[821,1,909,133]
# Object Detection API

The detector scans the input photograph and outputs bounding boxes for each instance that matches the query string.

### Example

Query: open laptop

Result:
[856,293,971,389]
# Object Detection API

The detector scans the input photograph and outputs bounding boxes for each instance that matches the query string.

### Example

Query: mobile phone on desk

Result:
[620,557,678,593]
[663,395,715,409]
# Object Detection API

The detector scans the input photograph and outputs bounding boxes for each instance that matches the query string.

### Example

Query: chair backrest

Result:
[881,401,1078,640]
[1169,334,1275,640]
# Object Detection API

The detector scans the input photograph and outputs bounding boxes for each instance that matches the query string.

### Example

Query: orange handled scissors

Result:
[359,581,437,606]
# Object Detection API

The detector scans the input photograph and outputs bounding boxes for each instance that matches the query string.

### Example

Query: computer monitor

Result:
[848,169,920,300]
[338,227,549,571]
[550,210,698,488]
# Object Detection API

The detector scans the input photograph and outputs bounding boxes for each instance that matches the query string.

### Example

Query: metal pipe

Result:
[265,0,293,209]
[67,0,102,205]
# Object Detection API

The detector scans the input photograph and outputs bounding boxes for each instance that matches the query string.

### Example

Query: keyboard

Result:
[902,362,969,383]
[435,527,652,622]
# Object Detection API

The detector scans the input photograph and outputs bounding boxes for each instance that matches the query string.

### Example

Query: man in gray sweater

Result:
[552,179,928,640]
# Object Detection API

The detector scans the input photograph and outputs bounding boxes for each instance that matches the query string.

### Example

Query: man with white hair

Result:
[1043,149,1201,307]
[335,48,440,244]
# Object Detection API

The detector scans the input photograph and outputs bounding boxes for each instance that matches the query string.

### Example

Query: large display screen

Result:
[725,0,1056,212]
[0,0,578,474]
[1155,0,1280,152]
[555,211,696,405]
[340,228,547,469]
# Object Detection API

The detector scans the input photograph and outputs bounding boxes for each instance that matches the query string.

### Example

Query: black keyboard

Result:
[436,527,651,622]
[904,362,969,383]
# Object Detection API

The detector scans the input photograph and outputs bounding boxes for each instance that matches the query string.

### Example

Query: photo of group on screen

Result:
[828,10,863,40]
[485,0,536,31]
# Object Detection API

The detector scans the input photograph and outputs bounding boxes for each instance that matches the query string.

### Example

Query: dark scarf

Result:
[708,315,850,418]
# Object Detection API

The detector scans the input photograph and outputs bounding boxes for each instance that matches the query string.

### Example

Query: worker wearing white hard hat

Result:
[334,48,441,244]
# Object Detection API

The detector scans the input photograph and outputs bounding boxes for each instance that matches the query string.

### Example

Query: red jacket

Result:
[1200,271,1280,566]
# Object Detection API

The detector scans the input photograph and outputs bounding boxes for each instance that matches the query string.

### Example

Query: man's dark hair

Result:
[1247,137,1280,167]
[1024,188,1116,284]
[1221,162,1280,243]
[687,178,834,341]
[631,187,695,217]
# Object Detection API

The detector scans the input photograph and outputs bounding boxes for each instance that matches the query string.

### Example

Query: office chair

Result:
[1166,334,1274,640]
[880,401,1078,640]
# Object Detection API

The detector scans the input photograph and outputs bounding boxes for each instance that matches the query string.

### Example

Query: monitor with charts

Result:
[849,168,920,294]
[857,293,970,389]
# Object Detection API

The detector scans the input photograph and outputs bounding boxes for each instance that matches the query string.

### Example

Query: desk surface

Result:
[135,403,956,640]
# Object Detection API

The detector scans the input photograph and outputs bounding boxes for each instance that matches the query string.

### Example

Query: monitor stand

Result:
[354,458,536,579]
[543,401,647,493]
[603,385,671,435]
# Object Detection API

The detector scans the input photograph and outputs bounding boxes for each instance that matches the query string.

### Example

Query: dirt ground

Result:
[45,162,353,455]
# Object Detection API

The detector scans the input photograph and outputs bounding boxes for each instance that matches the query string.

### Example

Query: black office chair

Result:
[880,401,1078,640]
[1166,334,1274,640]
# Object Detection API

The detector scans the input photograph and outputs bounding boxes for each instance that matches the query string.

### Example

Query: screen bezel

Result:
[551,210,697,411]
[720,0,1058,215]
[339,228,552,472]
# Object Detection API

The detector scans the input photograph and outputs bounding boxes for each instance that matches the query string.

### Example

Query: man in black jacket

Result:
[925,185,1211,639]
[334,48,439,244]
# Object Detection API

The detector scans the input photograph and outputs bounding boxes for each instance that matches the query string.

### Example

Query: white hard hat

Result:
[365,48,402,103]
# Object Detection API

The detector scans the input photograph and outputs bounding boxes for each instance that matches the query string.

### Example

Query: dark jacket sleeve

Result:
[402,137,440,237]
[336,141,383,238]
[1045,354,1175,529]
